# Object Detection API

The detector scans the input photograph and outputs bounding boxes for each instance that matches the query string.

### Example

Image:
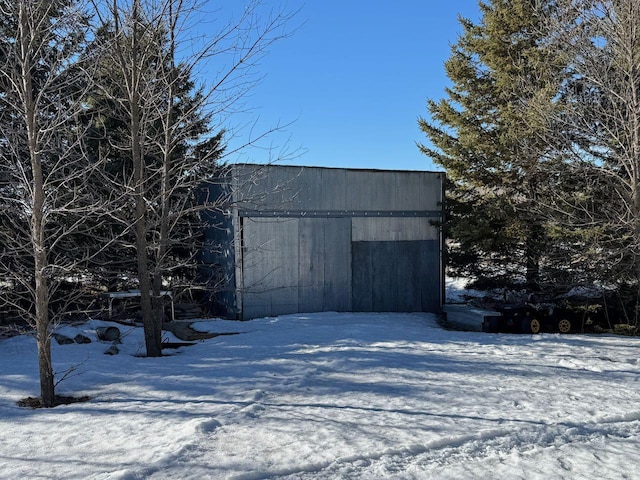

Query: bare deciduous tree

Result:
[539,1,640,308]
[0,0,101,407]
[92,0,294,356]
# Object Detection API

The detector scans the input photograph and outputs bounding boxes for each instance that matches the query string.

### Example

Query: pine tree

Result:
[419,0,564,289]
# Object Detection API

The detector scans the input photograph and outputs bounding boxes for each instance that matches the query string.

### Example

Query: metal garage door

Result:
[351,240,441,313]
[240,216,351,319]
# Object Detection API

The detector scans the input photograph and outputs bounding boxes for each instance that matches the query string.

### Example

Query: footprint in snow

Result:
[198,418,222,434]
[242,403,266,418]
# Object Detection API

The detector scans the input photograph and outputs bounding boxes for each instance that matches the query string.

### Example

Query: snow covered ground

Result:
[445,277,486,304]
[2,312,640,479]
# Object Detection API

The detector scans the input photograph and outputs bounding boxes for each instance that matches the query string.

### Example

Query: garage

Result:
[204,164,444,320]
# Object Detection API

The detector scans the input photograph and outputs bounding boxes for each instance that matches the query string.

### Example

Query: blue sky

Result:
[215,1,481,172]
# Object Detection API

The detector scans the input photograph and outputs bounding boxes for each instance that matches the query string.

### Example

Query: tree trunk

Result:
[20,2,55,406]
[31,112,54,406]
[525,178,541,290]
[525,224,541,289]
[36,317,54,407]
[132,103,162,357]
[152,26,176,330]
[127,0,162,357]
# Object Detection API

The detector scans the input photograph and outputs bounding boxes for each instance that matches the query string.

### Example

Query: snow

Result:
[445,277,486,304]
[2,312,640,479]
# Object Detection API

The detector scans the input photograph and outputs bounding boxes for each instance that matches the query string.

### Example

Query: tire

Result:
[529,318,542,334]
[558,318,572,334]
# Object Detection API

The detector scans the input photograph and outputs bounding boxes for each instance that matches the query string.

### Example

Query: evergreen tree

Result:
[419,0,565,289]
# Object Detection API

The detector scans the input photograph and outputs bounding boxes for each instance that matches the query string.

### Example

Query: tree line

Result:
[421,1,640,304]
[0,0,292,407]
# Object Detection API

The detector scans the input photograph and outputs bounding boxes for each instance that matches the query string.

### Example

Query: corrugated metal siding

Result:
[352,217,438,242]
[233,165,443,213]
[322,217,352,312]
[199,180,237,316]
[298,218,325,313]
